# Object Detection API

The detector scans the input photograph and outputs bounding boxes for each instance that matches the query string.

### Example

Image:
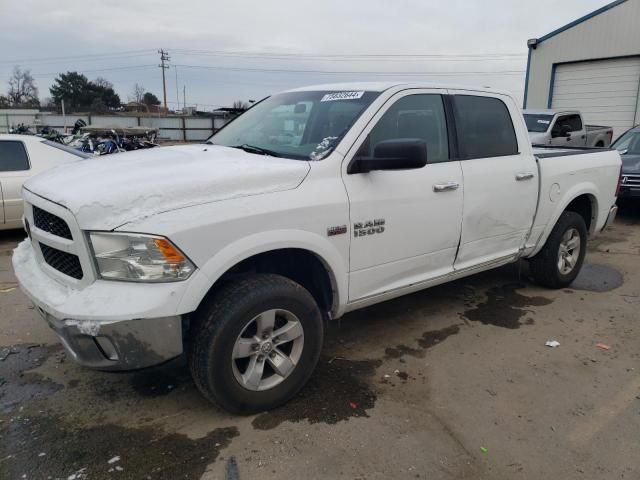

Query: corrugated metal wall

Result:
[551,57,640,137]
[525,0,640,136]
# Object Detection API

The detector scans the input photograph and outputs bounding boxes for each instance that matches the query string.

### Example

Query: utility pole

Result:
[174,65,179,111]
[158,49,170,113]
[183,85,186,111]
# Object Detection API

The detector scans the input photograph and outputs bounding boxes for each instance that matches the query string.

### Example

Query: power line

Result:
[174,64,525,76]
[172,48,526,60]
[0,49,156,66]
[26,65,157,78]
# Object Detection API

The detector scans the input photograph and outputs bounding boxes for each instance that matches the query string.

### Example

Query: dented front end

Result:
[35,307,183,370]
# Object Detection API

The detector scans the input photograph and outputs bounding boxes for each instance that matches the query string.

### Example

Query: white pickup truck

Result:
[523,109,613,147]
[13,82,621,413]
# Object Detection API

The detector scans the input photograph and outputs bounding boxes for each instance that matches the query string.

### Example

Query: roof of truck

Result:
[285,82,512,96]
[523,109,579,116]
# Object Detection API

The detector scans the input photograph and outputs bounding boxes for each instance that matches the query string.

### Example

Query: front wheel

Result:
[189,274,324,414]
[529,211,587,289]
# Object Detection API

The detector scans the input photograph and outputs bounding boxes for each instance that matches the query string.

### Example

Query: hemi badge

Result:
[327,225,347,236]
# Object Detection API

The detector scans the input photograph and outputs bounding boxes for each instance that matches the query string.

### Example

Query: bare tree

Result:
[7,66,39,106]
[232,100,249,110]
[131,83,145,104]
[93,77,114,89]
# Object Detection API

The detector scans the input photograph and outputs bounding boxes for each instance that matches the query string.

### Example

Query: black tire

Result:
[189,274,324,414]
[529,211,587,289]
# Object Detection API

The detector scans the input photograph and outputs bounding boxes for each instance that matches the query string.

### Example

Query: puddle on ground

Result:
[385,325,461,359]
[252,356,380,430]
[0,344,63,412]
[571,264,623,292]
[83,358,193,402]
[0,413,238,480]
[462,283,552,329]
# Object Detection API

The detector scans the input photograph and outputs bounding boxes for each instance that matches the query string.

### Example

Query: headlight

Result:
[88,232,195,282]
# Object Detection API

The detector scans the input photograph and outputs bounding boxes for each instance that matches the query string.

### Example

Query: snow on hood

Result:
[24,145,310,230]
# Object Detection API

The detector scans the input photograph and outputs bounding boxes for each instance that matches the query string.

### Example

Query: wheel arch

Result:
[529,186,600,257]
[177,230,348,319]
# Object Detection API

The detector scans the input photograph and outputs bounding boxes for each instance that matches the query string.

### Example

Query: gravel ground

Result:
[1,206,639,480]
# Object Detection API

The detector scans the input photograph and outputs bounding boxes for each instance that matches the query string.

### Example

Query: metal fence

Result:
[0,112,232,141]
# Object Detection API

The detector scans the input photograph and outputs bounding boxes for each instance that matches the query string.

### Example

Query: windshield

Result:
[523,114,554,133]
[208,90,380,160]
[612,129,640,154]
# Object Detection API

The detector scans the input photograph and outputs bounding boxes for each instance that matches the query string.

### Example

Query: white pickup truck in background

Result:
[524,109,613,147]
[13,82,621,414]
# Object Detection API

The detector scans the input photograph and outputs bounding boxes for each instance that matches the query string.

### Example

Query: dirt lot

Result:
[1,207,639,480]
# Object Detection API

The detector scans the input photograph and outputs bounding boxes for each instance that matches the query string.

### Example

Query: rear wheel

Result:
[189,274,323,414]
[529,211,587,289]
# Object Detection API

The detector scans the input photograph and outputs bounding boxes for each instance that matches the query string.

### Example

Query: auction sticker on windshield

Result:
[321,91,365,102]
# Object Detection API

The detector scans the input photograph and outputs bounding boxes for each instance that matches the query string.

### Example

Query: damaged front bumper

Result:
[35,307,183,370]
[13,240,189,370]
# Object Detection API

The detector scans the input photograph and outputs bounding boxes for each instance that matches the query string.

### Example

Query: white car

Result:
[13,82,621,413]
[0,135,89,230]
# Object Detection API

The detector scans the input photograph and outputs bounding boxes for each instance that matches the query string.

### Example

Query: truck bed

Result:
[533,145,612,158]
[586,124,611,132]
[525,146,621,258]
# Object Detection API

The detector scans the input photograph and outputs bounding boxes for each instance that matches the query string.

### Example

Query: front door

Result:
[550,113,585,146]
[449,92,539,270]
[342,91,464,301]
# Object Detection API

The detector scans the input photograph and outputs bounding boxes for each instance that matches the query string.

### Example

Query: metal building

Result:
[523,0,640,137]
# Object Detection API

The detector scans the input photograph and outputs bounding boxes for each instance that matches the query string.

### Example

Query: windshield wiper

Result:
[231,144,281,157]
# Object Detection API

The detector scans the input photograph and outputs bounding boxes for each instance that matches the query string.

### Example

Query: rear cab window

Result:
[0,140,30,171]
[452,95,519,159]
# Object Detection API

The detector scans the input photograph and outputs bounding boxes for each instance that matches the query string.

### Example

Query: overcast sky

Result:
[0,0,613,110]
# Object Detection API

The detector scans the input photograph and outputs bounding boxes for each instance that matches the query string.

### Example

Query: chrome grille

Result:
[622,174,640,188]
[39,244,84,280]
[33,205,73,240]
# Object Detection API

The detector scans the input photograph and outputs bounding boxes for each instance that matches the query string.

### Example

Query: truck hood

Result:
[24,145,310,230]
[621,153,640,174]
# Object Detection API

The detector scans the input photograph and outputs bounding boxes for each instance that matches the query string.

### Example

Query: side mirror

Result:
[349,139,428,174]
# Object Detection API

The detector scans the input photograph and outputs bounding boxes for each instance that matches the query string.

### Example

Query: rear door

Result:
[449,92,538,270]
[343,90,464,301]
[0,140,31,227]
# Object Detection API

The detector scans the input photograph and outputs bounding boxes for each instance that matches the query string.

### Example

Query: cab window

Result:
[556,114,583,132]
[360,94,449,163]
[452,95,518,159]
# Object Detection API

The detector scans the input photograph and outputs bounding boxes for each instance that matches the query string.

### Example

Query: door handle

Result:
[433,181,460,192]
[515,172,535,181]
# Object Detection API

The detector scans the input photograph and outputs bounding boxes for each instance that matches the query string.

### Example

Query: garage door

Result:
[551,57,640,139]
